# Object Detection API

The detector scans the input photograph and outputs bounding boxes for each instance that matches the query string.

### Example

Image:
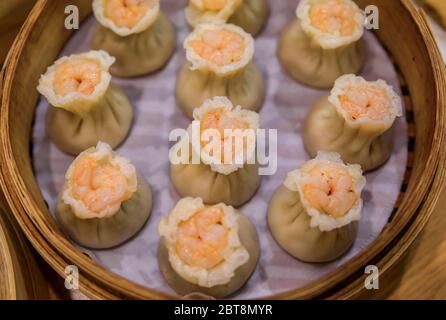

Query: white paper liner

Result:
[32,0,408,299]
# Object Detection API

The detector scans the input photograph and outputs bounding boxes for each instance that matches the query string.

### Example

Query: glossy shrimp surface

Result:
[310,0,356,36]
[105,0,153,28]
[175,207,229,269]
[53,58,101,96]
[191,29,245,66]
[339,84,390,121]
[303,164,357,218]
[69,156,132,214]
[200,108,249,160]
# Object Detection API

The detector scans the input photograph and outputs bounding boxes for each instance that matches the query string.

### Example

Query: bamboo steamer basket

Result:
[0,189,50,299]
[0,0,35,66]
[0,0,445,299]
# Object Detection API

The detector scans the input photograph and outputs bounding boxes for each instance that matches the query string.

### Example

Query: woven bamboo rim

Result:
[0,0,445,299]
[0,186,50,299]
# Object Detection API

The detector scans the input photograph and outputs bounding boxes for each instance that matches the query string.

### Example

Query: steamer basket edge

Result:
[0,0,445,299]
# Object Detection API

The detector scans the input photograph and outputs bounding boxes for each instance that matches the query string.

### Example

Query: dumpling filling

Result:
[175,207,229,269]
[329,74,403,125]
[200,105,249,162]
[185,23,254,75]
[159,197,249,288]
[309,0,356,36]
[339,83,391,121]
[303,164,356,218]
[93,0,160,36]
[53,58,101,97]
[191,29,245,66]
[284,151,366,231]
[104,0,153,28]
[297,0,364,49]
[62,142,137,220]
[192,96,260,175]
[37,50,115,116]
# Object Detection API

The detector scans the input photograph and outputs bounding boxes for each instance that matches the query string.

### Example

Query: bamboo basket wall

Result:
[0,0,445,299]
[0,0,36,66]
[0,188,50,300]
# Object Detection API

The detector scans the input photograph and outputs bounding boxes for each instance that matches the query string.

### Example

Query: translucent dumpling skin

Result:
[170,97,261,207]
[186,0,269,37]
[268,152,365,262]
[158,198,259,298]
[278,0,365,88]
[303,75,403,172]
[92,0,176,77]
[56,142,153,249]
[176,23,264,118]
[37,50,133,155]
[268,185,357,263]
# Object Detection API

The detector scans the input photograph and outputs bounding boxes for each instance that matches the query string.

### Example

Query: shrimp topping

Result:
[200,108,250,163]
[175,207,229,269]
[202,0,228,11]
[53,58,101,96]
[104,0,154,28]
[310,0,356,36]
[303,164,357,218]
[191,29,245,66]
[339,83,390,121]
[69,156,133,214]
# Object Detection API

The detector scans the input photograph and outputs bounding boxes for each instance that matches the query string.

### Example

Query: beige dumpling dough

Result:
[185,0,269,36]
[56,142,152,249]
[158,197,259,298]
[278,0,365,88]
[170,97,261,207]
[268,152,366,263]
[37,50,133,155]
[303,74,403,172]
[91,0,176,77]
[176,23,264,118]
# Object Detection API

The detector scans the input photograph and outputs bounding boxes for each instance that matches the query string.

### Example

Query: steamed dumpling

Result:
[303,74,403,172]
[268,152,366,263]
[170,96,261,207]
[158,197,259,298]
[176,23,265,118]
[91,0,176,77]
[56,142,152,249]
[185,0,269,36]
[278,0,365,88]
[37,50,132,155]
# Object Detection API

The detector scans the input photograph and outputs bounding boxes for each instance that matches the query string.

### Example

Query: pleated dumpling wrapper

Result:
[278,0,365,88]
[91,0,176,77]
[176,23,265,118]
[37,50,132,155]
[185,0,269,36]
[170,96,261,207]
[303,74,403,172]
[268,152,366,263]
[158,197,259,298]
[56,142,152,249]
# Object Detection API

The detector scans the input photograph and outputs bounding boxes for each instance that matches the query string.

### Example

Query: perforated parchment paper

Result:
[32,0,407,299]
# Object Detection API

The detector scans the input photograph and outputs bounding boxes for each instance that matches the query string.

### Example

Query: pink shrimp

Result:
[310,0,357,36]
[303,164,357,217]
[175,207,229,269]
[191,29,245,66]
[53,58,101,96]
